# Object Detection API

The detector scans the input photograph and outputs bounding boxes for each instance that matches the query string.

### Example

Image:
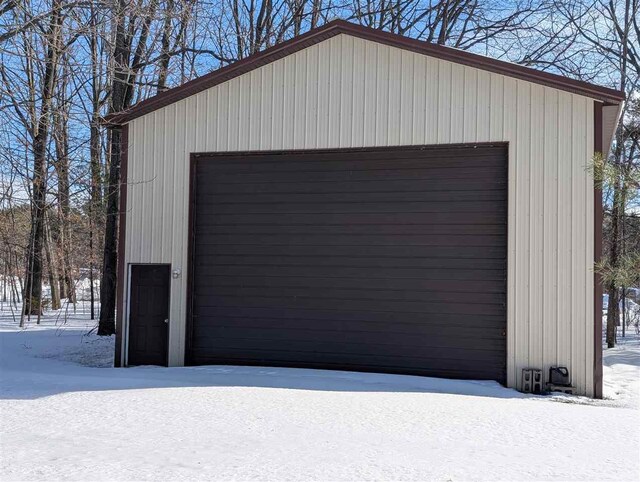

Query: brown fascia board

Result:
[105,19,624,125]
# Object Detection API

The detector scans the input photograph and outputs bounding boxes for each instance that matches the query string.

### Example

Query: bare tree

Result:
[98,0,161,335]
[2,0,636,347]
[557,0,639,348]
[20,0,63,316]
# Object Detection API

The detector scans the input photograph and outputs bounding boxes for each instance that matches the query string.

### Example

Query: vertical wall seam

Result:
[570,94,575,382]
[556,94,561,364]
[540,89,546,370]
[584,98,592,394]
[372,43,378,145]
[316,43,322,146]
[462,68,467,141]
[351,39,357,146]
[527,83,532,366]
[512,80,518,378]
[303,49,309,147]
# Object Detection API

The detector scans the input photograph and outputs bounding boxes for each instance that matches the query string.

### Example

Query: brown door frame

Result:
[185,142,509,375]
[126,263,172,367]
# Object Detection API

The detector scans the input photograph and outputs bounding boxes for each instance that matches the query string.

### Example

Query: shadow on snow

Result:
[0,326,530,401]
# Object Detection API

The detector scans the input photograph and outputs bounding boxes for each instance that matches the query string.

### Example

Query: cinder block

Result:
[531,369,543,394]
[521,369,533,393]
[521,368,543,394]
[547,384,575,395]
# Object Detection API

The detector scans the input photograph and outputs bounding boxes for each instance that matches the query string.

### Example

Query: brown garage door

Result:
[188,144,507,382]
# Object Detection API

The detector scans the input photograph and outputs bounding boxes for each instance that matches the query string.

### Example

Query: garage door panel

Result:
[200,167,505,185]
[190,355,505,380]
[192,315,505,336]
[192,334,507,359]
[202,201,505,216]
[196,212,506,226]
[194,294,505,316]
[189,345,503,379]
[195,285,506,305]
[195,244,507,259]
[198,155,505,175]
[202,160,507,178]
[199,275,505,293]
[190,145,507,382]
[205,178,506,194]
[197,223,507,236]
[192,336,507,362]
[195,265,505,281]
[199,146,506,168]
[194,307,505,327]
[197,189,506,205]
[198,234,505,248]
[196,255,505,270]
[195,314,504,338]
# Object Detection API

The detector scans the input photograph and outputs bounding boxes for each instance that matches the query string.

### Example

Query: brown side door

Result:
[188,144,507,382]
[128,264,170,366]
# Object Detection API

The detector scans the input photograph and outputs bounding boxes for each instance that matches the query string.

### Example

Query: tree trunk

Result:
[2,255,7,303]
[156,0,173,92]
[606,173,623,347]
[98,128,121,336]
[11,272,20,308]
[58,248,67,299]
[53,89,76,305]
[606,283,619,347]
[23,137,47,316]
[90,218,95,321]
[97,2,127,335]
[14,251,23,299]
[22,0,61,316]
[59,161,76,305]
[44,211,61,310]
[99,0,155,335]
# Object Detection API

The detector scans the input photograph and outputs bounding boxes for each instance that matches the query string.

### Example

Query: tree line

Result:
[0,0,638,344]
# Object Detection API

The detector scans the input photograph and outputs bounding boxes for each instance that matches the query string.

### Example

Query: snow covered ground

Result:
[1,308,639,481]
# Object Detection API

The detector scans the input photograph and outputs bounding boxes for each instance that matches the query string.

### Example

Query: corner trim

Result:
[593,101,604,398]
[184,155,197,365]
[114,124,129,367]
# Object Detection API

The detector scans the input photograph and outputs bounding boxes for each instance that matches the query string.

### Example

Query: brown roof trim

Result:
[105,20,624,125]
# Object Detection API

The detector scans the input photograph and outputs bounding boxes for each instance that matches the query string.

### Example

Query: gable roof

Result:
[105,19,624,125]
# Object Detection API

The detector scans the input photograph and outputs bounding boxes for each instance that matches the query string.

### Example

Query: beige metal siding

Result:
[123,33,596,395]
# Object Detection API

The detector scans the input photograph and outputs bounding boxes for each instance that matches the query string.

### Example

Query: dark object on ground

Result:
[549,366,571,386]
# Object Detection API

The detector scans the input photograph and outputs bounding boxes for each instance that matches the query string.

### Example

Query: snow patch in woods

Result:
[1,308,639,481]
[603,336,640,409]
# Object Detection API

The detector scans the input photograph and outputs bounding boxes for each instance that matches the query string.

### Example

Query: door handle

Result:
[164,319,169,324]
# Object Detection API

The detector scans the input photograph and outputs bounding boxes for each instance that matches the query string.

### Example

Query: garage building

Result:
[107,20,624,397]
